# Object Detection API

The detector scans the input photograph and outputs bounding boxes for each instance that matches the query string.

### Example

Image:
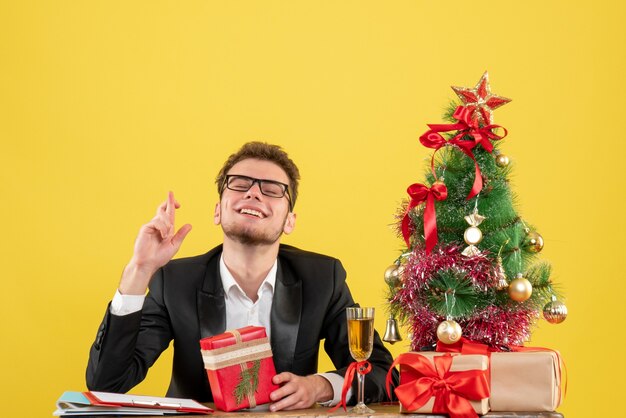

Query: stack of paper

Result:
[53,391,212,416]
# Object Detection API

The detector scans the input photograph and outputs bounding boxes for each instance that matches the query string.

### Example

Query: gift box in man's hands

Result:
[200,326,279,411]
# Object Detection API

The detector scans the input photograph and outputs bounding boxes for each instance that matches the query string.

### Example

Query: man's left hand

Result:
[269,373,333,411]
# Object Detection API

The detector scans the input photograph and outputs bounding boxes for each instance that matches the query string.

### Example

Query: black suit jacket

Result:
[86,244,397,403]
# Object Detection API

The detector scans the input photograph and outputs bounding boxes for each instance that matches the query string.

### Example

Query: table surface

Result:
[172,403,564,418]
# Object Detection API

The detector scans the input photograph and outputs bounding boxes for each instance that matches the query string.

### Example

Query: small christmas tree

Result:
[385,72,567,350]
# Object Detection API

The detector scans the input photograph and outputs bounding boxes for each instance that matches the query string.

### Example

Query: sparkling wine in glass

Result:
[346,307,375,414]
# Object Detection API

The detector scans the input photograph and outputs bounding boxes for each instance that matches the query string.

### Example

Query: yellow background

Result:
[1,1,624,417]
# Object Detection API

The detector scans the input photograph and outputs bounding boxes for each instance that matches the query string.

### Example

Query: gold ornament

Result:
[543,296,568,324]
[462,208,486,257]
[383,314,403,343]
[495,153,510,167]
[384,263,404,287]
[384,264,398,285]
[437,320,462,344]
[495,256,509,290]
[451,71,512,125]
[524,231,544,253]
[508,274,532,302]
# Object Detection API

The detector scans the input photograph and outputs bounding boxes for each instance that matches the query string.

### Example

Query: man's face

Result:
[214,158,296,246]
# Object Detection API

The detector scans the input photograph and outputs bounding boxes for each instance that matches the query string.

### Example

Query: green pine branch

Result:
[524,262,554,308]
[425,269,481,317]
[233,360,261,405]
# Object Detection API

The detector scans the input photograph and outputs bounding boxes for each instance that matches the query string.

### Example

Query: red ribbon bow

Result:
[329,360,372,412]
[420,106,507,200]
[401,182,448,253]
[428,106,507,152]
[386,353,490,418]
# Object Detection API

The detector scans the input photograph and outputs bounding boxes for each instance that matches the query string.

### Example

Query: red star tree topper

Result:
[451,71,511,126]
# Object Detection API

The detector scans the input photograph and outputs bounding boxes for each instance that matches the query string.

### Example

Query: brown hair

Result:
[215,142,301,209]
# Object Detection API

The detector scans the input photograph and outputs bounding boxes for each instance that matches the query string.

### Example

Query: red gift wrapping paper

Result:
[200,326,279,412]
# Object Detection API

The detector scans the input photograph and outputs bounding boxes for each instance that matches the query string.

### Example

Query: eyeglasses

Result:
[223,174,292,209]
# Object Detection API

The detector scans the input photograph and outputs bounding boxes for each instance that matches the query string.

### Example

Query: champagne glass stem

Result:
[357,371,365,407]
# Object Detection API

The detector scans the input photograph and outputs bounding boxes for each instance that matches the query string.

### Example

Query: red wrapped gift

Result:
[200,326,279,411]
[387,352,490,417]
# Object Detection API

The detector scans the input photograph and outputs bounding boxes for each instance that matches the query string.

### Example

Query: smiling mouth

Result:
[240,208,265,218]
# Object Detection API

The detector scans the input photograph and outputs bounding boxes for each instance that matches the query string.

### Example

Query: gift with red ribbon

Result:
[386,352,490,418]
[200,326,279,411]
[435,338,565,412]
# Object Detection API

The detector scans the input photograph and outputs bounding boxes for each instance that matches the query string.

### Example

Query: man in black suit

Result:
[86,142,396,411]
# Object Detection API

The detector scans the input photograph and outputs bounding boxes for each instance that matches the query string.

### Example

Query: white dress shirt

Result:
[219,256,275,338]
[110,255,348,405]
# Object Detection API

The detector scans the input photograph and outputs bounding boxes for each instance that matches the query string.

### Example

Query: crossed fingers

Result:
[151,191,180,240]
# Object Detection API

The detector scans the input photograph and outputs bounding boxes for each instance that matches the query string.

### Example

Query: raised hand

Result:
[119,192,192,295]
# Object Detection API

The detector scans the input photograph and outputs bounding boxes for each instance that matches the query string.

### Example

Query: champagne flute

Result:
[346,307,375,414]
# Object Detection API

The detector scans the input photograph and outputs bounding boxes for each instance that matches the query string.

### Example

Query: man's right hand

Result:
[118,191,192,295]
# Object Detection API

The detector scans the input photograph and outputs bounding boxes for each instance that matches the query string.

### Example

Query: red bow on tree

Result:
[401,182,447,253]
[420,106,507,199]
[386,353,490,418]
